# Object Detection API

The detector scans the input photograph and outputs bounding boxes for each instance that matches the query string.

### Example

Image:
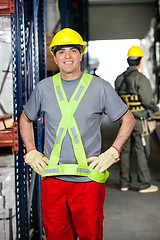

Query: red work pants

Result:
[42,178,105,240]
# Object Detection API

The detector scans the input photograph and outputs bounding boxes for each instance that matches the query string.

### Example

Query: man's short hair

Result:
[51,44,83,55]
[127,57,142,66]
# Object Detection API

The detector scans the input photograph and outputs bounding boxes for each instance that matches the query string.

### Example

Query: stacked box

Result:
[0,115,13,131]
[0,120,5,130]
[46,33,58,74]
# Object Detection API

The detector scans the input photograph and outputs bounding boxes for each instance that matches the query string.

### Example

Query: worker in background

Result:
[88,56,100,77]
[115,46,160,193]
[19,28,135,240]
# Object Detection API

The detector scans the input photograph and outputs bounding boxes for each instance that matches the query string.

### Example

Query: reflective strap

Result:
[130,95,138,101]
[70,127,79,144]
[44,167,90,174]
[121,95,130,108]
[130,106,145,112]
[74,86,84,101]
[56,85,64,101]
[56,127,64,144]
[129,102,143,106]
[43,164,110,183]
[44,168,59,173]
[77,168,90,174]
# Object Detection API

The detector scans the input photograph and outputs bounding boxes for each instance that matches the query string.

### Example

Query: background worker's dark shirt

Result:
[115,66,159,119]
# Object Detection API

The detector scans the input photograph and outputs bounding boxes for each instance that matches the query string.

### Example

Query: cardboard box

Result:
[4,117,13,129]
[0,115,13,129]
[0,120,5,130]
[152,112,160,120]
[46,33,58,73]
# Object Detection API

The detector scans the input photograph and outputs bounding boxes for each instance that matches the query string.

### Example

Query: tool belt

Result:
[120,94,145,112]
[140,117,156,136]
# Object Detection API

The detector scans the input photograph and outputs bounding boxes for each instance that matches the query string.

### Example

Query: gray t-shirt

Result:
[24,73,128,182]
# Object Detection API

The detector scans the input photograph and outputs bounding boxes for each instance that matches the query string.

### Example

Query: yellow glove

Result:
[87,146,120,172]
[24,149,49,175]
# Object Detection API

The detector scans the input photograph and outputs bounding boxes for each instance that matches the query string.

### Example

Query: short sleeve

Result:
[24,84,42,121]
[102,81,128,121]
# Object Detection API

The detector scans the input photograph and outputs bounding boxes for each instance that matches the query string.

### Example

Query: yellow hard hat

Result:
[127,46,143,57]
[49,28,86,55]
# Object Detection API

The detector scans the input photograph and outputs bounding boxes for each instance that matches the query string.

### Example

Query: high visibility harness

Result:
[42,72,109,183]
[117,70,145,112]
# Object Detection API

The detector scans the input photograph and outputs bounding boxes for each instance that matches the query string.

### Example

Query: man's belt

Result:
[120,94,145,112]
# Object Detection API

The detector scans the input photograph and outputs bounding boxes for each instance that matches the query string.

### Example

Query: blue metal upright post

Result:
[59,0,68,28]
[10,0,47,239]
[11,0,29,238]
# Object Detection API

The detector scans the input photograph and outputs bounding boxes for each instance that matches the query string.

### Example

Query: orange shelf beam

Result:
[0,0,15,16]
[0,122,19,152]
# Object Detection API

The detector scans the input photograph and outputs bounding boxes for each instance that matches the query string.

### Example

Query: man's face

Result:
[53,47,83,76]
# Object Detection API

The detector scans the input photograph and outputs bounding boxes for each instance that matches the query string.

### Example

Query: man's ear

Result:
[53,55,57,65]
[80,53,83,62]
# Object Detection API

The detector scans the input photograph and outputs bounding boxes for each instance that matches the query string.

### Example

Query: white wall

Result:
[88,39,140,87]
[0,16,12,116]
[0,41,13,116]
[45,0,60,34]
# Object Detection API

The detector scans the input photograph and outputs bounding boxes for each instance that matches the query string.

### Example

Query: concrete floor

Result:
[101,117,160,240]
[0,117,160,240]
[103,162,160,240]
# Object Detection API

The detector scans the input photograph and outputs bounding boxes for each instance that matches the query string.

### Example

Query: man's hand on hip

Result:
[24,149,49,175]
[87,146,120,172]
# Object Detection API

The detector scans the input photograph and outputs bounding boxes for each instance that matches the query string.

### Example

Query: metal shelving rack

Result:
[10,0,46,239]
[4,0,159,238]
[0,0,89,239]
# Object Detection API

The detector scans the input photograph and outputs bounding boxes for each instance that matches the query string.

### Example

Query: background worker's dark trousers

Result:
[119,119,151,190]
